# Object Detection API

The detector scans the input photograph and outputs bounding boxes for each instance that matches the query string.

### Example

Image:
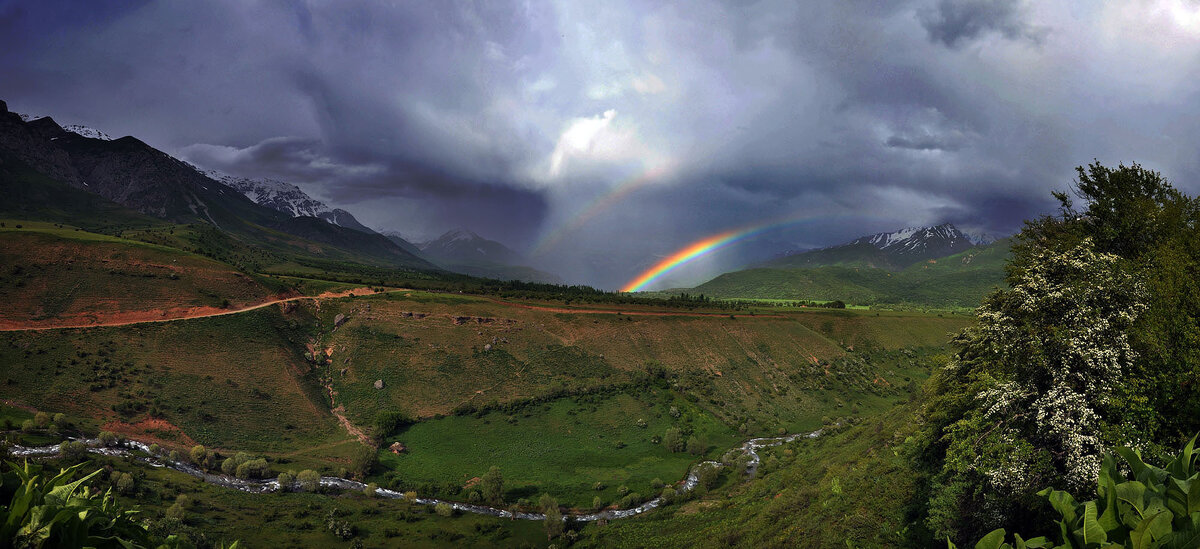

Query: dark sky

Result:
[4,1,1200,289]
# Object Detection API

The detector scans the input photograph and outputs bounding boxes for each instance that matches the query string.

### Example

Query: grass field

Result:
[377,387,739,508]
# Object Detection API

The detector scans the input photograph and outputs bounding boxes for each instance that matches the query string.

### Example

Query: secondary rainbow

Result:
[530,162,674,257]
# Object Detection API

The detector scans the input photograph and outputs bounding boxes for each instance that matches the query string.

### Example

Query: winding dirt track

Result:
[0,287,388,332]
[0,290,786,332]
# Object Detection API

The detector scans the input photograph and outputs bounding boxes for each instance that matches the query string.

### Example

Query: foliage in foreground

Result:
[954,436,1200,549]
[0,461,237,549]
[1,461,151,548]
[914,162,1200,544]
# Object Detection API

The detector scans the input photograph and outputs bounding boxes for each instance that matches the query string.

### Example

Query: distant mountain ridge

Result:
[201,169,376,234]
[414,229,562,284]
[693,236,1013,308]
[419,229,523,265]
[0,99,435,271]
[764,222,977,271]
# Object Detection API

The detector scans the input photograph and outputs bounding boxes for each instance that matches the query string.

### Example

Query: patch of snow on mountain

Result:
[62,124,113,140]
[203,169,334,219]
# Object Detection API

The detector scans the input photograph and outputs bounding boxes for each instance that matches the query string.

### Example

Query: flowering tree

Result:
[923,237,1146,541]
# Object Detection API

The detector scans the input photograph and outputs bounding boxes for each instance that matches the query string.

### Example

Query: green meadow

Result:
[377,388,739,509]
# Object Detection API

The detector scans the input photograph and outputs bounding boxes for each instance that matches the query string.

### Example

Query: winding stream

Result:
[9,430,821,522]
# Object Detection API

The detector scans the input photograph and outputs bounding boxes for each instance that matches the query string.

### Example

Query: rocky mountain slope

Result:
[201,170,377,234]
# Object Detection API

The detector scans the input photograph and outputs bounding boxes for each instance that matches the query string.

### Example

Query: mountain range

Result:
[0,99,434,271]
[2,100,563,283]
[763,223,979,271]
[690,222,1012,308]
[406,229,562,284]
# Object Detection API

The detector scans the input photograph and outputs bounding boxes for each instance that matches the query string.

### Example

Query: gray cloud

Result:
[918,0,1045,48]
[3,1,1200,288]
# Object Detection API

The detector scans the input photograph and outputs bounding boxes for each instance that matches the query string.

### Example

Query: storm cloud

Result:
[3,0,1200,288]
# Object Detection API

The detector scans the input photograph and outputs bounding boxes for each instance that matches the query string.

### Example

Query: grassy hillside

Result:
[0,306,353,458]
[693,238,1012,308]
[0,223,290,328]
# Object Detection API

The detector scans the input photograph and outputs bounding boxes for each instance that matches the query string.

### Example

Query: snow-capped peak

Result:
[850,223,968,255]
[203,169,335,219]
[17,112,113,140]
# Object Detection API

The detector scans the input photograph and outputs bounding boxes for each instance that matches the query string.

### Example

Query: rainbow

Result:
[620,216,849,293]
[530,162,674,257]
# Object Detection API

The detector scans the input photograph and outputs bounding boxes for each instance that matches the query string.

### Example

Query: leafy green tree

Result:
[113,472,135,494]
[235,459,269,480]
[540,494,562,540]
[915,162,1200,544]
[686,436,705,456]
[189,445,207,467]
[480,466,504,505]
[663,427,684,453]
[276,471,295,491]
[297,470,321,492]
[349,444,377,479]
[33,412,49,428]
[97,431,118,446]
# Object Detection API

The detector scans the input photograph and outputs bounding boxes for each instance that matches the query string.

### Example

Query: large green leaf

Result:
[1082,501,1109,545]
[975,528,1007,549]
[1041,488,1080,523]
[45,468,101,507]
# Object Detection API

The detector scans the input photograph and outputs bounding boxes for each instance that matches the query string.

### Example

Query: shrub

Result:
[349,444,377,479]
[364,483,378,497]
[480,466,504,505]
[20,419,35,433]
[113,472,135,494]
[165,503,185,521]
[373,410,413,440]
[663,427,684,453]
[34,412,49,428]
[58,441,89,461]
[435,503,454,517]
[189,445,207,465]
[97,431,118,446]
[236,459,269,479]
[51,413,66,427]
[686,437,705,456]
[297,470,321,492]
[277,471,295,491]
